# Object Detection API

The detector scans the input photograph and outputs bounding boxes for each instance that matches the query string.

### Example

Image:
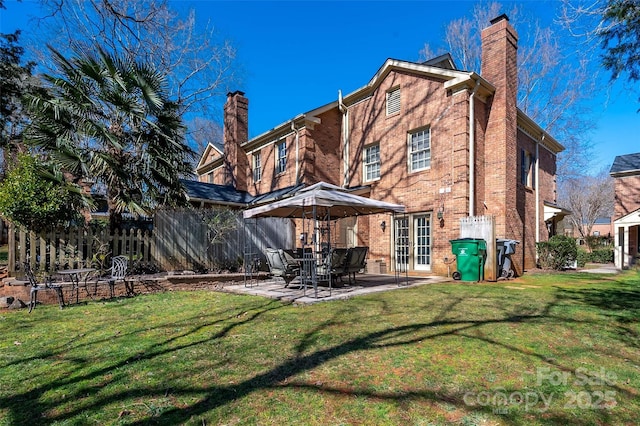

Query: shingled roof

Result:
[181,179,253,206]
[610,153,640,175]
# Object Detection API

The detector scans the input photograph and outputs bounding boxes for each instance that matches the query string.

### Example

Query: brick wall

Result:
[614,175,640,219]
[302,109,342,186]
[224,91,250,191]
[342,69,473,275]
[481,16,519,239]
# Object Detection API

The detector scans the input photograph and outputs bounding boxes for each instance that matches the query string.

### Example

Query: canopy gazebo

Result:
[242,182,406,297]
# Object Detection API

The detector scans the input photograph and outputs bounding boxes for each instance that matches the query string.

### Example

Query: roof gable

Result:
[610,153,640,176]
[421,53,457,70]
[195,143,224,174]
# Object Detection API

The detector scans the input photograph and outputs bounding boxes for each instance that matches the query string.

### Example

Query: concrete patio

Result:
[219,273,451,304]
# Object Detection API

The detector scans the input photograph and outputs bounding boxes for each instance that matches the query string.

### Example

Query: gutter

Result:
[535,135,542,261]
[339,89,350,187]
[291,122,300,184]
[186,197,248,209]
[469,81,480,216]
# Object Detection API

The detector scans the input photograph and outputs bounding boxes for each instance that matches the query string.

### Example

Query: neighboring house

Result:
[610,152,640,268]
[195,15,564,276]
[591,217,614,238]
[557,216,613,240]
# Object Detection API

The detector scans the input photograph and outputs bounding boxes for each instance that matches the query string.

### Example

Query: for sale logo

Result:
[463,367,617,414]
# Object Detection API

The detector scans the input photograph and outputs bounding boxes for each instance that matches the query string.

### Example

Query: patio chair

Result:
[94,255,128,298]
[344,246,369,284]
[264,248,300,287]
[23,262,64,313]
[318,247,350,284]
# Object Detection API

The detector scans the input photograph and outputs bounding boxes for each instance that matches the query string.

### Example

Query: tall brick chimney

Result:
[223,91,249,191]
[481,14,519,237]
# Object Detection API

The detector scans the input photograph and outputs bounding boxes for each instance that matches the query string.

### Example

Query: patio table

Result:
[57,268,96,304]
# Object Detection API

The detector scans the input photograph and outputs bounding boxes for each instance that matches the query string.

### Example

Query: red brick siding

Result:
[614,175,640,219]
[481,18,519,239]
[224,92,250,191]
[342,70,475,275]
[302,109,342,186]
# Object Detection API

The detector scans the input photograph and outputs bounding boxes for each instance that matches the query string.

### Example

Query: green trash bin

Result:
[450,238,487,281]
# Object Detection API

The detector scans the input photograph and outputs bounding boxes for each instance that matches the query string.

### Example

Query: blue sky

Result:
[2,0,639,172]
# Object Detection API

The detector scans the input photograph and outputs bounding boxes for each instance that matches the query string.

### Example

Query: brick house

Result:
[195,15,564,277]
[610,152,640,268]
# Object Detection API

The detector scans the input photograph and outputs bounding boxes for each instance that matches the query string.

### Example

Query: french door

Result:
[413,214,431,271]
[394,213,432,272]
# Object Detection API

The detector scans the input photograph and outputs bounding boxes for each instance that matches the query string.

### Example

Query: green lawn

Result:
[1,270,638,425]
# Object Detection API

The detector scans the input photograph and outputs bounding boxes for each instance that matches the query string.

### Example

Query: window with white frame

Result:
[207,172,213,184]
[408,127,431,172]
[253,151,262,182]
[520,149,535,188]
[276,141,287,174]
[386,86,400,115]
[364,144,381,181]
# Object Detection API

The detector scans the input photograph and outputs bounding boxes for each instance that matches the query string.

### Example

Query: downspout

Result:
[291,121,300,185]
[339,90,349,188]
[469,81,480,216]
[535,135,542,260]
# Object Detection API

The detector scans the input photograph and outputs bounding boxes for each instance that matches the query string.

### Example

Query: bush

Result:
[0,154,83,232]
[536,235,578,270]
[577,248,614,267]
[577,250,589,268]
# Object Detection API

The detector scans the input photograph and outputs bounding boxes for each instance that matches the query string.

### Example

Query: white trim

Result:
[246,131,295,155]
[613,208,640,226]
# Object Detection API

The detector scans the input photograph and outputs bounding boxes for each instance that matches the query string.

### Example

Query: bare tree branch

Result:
[29,0,239,151]
[423,1,598,180]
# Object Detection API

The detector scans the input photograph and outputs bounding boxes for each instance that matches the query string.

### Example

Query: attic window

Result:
[386,87,400,116]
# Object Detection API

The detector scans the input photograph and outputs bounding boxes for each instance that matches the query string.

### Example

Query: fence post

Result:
[8,223,15,273]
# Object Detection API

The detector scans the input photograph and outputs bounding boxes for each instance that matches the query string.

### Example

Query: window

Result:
[386,87,400,115]
[364,144,381,181]
[253,151,262,182]
[276,141,287,174]
[207,172,213,184]
[521,149,536,188]
[409,128,431,172]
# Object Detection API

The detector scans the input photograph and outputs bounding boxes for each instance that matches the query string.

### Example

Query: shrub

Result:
[0,154,83,232]
[577,249,589,268]
[577,247,615,267]
[591,248,614,263]
[536,235,578,270]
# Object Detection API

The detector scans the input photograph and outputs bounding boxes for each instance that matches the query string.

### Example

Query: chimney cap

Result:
[227,90,246,98]
[489,14,509,25]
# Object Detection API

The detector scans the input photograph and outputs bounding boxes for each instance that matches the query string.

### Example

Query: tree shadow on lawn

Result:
[0,299,286,425]
[118,306,634,426]
[554,279,640,349]
[2,289,636,425]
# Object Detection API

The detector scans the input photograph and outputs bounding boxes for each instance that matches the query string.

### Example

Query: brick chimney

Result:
[481,14,519,237]
[223,91,249,191]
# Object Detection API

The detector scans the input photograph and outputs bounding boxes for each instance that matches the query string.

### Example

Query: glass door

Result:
[394,217,409,272]
[413,214,431,271]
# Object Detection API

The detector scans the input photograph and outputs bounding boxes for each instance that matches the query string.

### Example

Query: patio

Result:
[221,273,451,304]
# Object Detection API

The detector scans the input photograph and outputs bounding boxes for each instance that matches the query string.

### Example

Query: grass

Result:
[0,270,639,425]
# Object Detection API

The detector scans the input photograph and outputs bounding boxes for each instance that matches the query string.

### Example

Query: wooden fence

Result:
[153,209,294,272]
[7,209,295,275]
[460,215,496,281]
[8,224,153,275]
